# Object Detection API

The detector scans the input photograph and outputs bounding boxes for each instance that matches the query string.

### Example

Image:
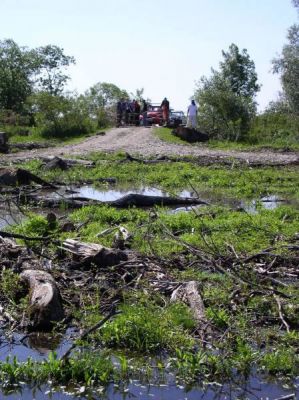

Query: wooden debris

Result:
[0,168,55,187]
[20,269,64,330]
[171,280,206,325]
[109,193,208,208]
[62,239,128,267]
[24,192,208,209]
[113,226,132,250]
[40,156,95,168]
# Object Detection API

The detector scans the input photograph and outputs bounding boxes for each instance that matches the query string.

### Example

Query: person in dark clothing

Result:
[116,99,123,127]
[125,100,130,125]
[161,97,170,126]
[134,100,141,126]
[141,99,148,127]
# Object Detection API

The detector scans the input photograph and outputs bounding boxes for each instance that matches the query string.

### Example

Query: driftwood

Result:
[20,269,64,330]
[0,168,55,188]
[171,281,206,325]
[23,193,209,209]
[40,156,95,169]
[62,239,128,267]
[172,126,209,143]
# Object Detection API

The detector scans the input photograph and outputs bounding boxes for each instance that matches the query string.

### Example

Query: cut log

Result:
[171,281,206,325]
[20,269,64,330]
[23,193,209,209]
[0,168,55,187]
[62,239,128,267]
[109,193,208,208]
[172,126,209,143]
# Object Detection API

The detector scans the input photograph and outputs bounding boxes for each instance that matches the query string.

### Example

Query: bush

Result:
[27,92,96,138]
[248,110,299,146]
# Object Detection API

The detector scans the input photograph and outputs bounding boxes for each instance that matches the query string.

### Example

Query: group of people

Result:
[116,99,147,127]
[116,97,198,129]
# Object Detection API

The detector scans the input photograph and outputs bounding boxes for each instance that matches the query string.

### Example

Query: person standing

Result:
[116,99,124,127]
[134,100,140,126]
[141,99,148,126]
[187,100,198,129]
[161,97,170,126]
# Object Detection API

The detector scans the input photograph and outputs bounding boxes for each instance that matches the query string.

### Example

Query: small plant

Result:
[0,269,20,302]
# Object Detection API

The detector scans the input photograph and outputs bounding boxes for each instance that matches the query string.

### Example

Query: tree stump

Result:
[172,126,209,143]
[20,269,64,330]
[0,168,55,187]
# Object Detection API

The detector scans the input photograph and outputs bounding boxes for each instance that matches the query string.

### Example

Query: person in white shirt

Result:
[187,100,197,129]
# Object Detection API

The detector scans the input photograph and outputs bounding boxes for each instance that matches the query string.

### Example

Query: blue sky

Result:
[0,0,297,111]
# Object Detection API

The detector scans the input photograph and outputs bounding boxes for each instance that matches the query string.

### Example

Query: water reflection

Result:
[0,330,72,362]
[1,375,298,399]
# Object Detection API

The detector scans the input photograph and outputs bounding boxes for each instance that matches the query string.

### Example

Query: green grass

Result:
[21,154,299,200]
[2,148,299,392]
[153,126,192,145]
[3,124,106,146]
[154,118,299,151]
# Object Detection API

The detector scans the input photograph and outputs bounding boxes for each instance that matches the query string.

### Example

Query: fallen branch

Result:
[0,231,53,242]
[60,308,121,361]
[273,294,290,333]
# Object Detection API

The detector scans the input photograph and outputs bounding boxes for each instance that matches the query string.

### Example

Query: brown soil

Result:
[1,127,298,165]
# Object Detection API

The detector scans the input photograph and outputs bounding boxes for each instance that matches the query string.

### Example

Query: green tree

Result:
[194,44,259,141]
[220,44,260,98]
[85,82,128,110]
[0,39,37,112]
[0,39,75,113]
[34,45,75,95]
[272,3,299,115]
[84,82,128,128]
[28,91,93,137]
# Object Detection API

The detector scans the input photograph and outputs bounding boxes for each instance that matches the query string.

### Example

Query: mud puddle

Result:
[42,184,297,213]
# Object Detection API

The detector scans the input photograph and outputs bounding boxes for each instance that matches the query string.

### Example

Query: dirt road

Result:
[1,127,298,164]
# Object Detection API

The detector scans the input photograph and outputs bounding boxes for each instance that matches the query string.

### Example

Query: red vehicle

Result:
[146,104,163,125]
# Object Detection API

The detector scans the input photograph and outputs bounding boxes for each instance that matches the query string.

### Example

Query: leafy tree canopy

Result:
[194,43,259,141]
[272,3,299,114]
[0,39,75,112]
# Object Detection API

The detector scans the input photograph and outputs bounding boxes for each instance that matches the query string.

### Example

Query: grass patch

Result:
[21,154,299,200]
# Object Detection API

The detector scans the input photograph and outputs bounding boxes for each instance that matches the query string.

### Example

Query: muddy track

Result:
[1,127,298,165]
